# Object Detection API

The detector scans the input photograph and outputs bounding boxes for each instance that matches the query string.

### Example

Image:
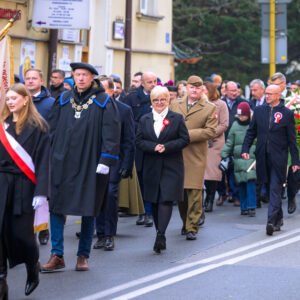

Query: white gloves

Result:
[32,196,47,210]
[96,163,110,175]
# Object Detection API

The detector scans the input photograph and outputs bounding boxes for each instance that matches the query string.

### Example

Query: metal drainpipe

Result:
[124,0,132,91]
[47,29,58,88]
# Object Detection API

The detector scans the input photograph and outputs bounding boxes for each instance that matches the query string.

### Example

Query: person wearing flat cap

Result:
[170,75,217,240]
[41,62,121,272]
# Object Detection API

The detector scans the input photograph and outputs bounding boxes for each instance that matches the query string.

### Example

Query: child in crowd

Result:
[221,102,257,216]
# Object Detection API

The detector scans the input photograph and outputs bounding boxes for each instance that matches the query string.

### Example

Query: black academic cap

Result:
[70,62,98,75]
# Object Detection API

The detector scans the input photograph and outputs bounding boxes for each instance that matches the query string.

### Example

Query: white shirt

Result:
[152,107,169,138]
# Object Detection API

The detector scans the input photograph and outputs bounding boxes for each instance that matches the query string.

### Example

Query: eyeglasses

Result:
[152,98,167,104]
[265,92,279,96]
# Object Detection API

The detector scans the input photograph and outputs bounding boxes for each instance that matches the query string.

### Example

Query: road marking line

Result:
[112,235,300,300]
[79,228,300,300]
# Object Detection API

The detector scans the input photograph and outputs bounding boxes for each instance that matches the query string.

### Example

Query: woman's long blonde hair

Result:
[0,83,48,134]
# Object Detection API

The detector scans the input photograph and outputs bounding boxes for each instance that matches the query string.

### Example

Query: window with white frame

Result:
[140,0,158,16]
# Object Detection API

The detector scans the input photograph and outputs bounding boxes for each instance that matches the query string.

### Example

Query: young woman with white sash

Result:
[0,83,50,298]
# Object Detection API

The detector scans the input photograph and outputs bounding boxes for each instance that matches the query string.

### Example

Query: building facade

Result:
[0,0,174,87]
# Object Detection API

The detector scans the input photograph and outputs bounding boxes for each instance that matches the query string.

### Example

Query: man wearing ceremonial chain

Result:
[41,63,120,272]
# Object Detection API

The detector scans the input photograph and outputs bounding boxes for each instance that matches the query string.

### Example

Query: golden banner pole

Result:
[269,0,276,76]
[0,11,21,41]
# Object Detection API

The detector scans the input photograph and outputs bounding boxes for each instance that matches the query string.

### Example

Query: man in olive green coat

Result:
[170,75,217,240]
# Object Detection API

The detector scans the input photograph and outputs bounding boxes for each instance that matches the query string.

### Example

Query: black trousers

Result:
[266,157,283,226]
[96,181,119,237]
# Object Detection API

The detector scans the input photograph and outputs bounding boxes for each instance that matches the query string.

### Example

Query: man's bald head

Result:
[226,81,238,100]
[142,72,157,93]
[265,84,281,107]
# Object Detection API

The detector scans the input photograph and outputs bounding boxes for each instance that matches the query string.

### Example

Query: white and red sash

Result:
[0,123,36,184]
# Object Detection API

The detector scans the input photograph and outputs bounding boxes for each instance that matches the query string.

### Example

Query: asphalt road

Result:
[8,196,300,300]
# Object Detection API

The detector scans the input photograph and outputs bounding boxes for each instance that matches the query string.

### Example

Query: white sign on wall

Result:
[19,40,36,82]
[32,0,90,29]
[58,46,71,71]
[58,29,80,43]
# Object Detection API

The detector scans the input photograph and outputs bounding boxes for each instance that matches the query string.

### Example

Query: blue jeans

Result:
[239,180,256,211]
[50,213,94,258]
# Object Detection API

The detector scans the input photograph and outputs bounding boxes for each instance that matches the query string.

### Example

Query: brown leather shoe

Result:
[75,256,89,271]
[40,255,65,272]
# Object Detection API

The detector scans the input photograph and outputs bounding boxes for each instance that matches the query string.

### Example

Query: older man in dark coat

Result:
[242,84,300,236]
[122,71,157,227]
[94,95,135,251]
[41,62,120,272]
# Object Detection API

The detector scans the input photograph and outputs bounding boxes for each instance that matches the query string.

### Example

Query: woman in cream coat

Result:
[203,82,229,212]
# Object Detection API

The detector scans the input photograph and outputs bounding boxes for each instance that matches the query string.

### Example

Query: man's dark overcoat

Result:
[0,117,50,267]
[242,103,299,184]
[109,100,135,183]
[49,82,120,216]
[136,110,189,204]
[122,86,152,172]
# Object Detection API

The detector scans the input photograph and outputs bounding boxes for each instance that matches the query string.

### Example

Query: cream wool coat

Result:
[170,95,217,189]
[204,99,229,181]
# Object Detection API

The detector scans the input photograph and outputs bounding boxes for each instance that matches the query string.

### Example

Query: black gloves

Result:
[119,168,132,179]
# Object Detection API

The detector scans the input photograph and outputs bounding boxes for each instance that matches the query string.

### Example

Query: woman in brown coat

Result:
[203,82,229,212]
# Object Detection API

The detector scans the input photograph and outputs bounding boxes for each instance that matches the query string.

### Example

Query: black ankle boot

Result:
[25,262,40,296]
[0,278,8,300]
[153,232,166,254]
[205,194,215,212]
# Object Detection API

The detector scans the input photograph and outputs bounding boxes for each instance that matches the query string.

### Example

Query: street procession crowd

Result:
[1,61,300,298]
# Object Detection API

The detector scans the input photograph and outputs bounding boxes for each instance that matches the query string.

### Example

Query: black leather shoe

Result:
[198,212,205,226]
[241,210,249,215]
[38,229,49,245]
[274,225,281,232]
[186,232,197,240]
[93,237,105,249]
[274,219,283,231]
[288,197,297,214]
[266,223,274,236]
[104,237,114,251]
[256,199,262,208]
[248,209,256,217]
[261,195,269,203]
[136,215,145,225]
[25,262,40,296]
[181,227,187,235]
[144,215,153,227]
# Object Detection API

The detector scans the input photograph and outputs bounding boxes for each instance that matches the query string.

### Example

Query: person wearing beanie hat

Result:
[237,102,251,118]
[222,100,256,217]
[63,77,74,90]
